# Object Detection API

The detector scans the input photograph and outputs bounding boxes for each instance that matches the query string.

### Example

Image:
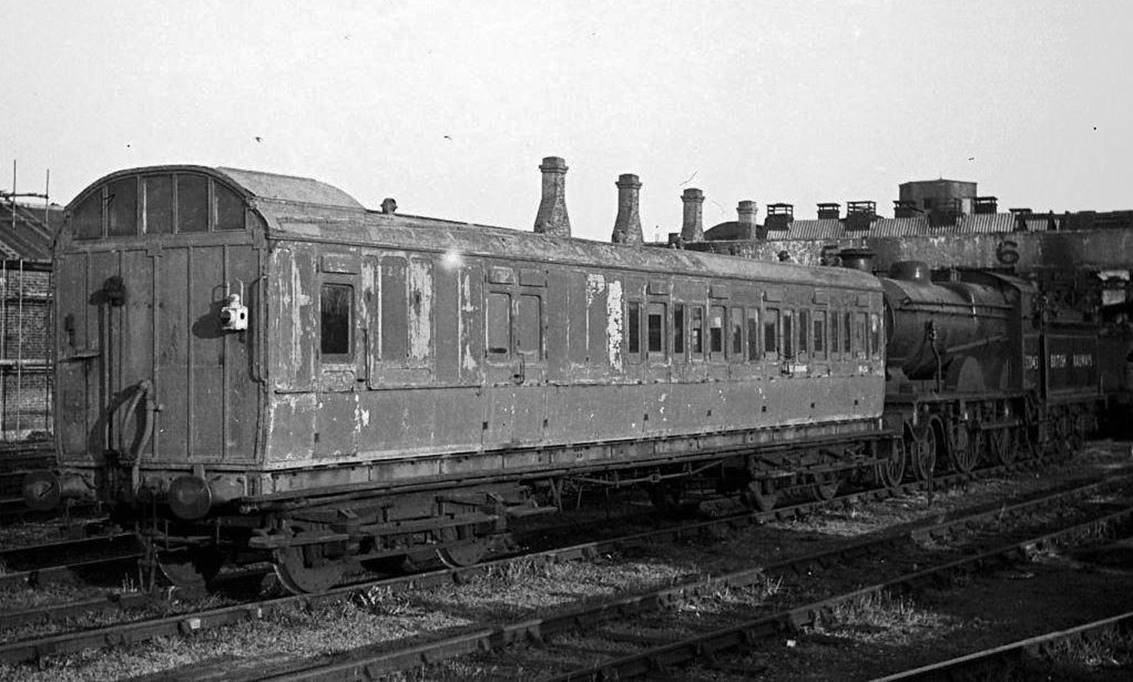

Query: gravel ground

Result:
[685,545,1133,680]
[0,441,1129,681]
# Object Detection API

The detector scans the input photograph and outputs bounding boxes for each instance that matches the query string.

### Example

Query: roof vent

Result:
[534,156,571,237]
[973,196,998,214]
[817,202,840,219]
[844,201,877,231]
[764,203,794,232]
[380,198,398,214]
[893,200,920,218]
[611,174,643,245]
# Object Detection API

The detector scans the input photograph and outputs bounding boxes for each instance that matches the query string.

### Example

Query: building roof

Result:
[0,201,58,261]
[867,217,931,238]
[785,219,845,240]
[954,213,1018,234]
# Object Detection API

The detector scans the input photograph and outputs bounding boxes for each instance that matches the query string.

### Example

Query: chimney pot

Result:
[680,188,704,242]
[534,156,571,237]
[611,173,644,245]
[381,198,398,214]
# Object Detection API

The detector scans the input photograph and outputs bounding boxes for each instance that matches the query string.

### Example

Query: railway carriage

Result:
[25,165,895,591]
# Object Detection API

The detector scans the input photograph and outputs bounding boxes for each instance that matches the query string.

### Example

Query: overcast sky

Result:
[2,1,1131,241]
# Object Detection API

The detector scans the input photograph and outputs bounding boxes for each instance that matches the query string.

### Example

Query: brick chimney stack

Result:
[533,156,571,237]
[611,173,643,245]
[680,188,704,242]
[736,200,757,239]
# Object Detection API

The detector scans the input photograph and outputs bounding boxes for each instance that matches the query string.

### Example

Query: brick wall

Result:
[0,265,52,439]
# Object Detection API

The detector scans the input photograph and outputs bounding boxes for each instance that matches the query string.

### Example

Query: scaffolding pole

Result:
[1,160,52,440]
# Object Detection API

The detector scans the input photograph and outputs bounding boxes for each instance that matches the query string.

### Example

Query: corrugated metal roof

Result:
[1021,216,1059,232]
[868,217,930,238]
[217,167,364,209]
[785,219,844,240]
[955,213,1018,234]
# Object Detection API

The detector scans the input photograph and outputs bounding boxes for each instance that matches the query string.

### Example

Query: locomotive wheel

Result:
[743,479,779,512]
[874,439,907,490]
[948,424,977,474]
[910,427,937,481]
[1067,415,1087,454]
[436,539,489,568]
[273,545,346,594]
[990,428,1016,465]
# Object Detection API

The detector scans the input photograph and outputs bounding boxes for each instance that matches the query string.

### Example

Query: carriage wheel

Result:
[948,423,977,474]
[647,482,685,516]
[990,428,1017,465]
[436,539,489,568]
[810,477,841,502]
[272,544,346,594]
[154,548,222,592]
[743,479,779,512]
[874,438,907,490]
[909,427,937,481]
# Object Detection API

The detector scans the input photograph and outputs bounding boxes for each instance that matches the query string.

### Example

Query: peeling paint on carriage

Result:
[40,164,894,573]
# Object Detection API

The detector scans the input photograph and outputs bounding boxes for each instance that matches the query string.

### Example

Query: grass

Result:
[817,590,958,645]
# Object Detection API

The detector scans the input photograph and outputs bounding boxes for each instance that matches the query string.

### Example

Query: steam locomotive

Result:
[23,163,1106,593]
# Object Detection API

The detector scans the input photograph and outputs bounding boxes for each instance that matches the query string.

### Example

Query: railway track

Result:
[238,474,1133,680]
[0,534,141,590]
[0,442,53,473]
[875,610,1133,681]
[0,458,1122,673]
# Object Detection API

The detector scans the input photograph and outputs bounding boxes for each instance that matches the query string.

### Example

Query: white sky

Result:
[2,0,1132,241]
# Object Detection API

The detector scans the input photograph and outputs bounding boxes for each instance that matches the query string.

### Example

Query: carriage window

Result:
[144,176,173,234]
[799,309,810,358]
[690,306,704,356]
[320,284,352,357]
[764,308,779,360]
[647,304,665,354]
[869,312,881,358]
[814,311,827,358]
[72,191,102,239]
[627,302,641,356]
[854,312,868,358]
[487,292,511,356]
[831,311,841,357]
[709,306,724,356]
[730,308,743,357]
[177,175,209,232]
[783,310,794,358]
[517,294,542,357]
[673,304,685,355]
[215,182,245,230]
[843,311,853,354]
[746,308,759,361]
[107,178,138,236]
